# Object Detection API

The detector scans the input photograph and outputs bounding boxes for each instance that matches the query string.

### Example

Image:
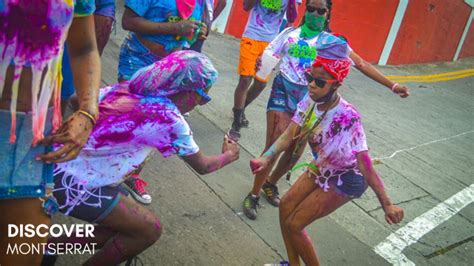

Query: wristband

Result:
[78,110,97,125]
[391,83,399,92]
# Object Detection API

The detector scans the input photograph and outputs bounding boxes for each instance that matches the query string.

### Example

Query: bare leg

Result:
[83,195,162,265]
[279,171,319,265]
[244,78,267,108]
[48,225,116,249]
[281,176,350,265]
[250,111,292,196]
[0,198,51,266]
[233,75,253,109]
[93,14,114,56]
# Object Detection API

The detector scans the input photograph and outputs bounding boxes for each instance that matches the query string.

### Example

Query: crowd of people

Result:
[0,0,407,265]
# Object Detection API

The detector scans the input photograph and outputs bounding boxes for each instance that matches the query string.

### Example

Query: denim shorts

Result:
[54,173,129,223]
[0,109,54,199]
[330,170,368,199]
[267,73,308,114]
[118,32,162,81]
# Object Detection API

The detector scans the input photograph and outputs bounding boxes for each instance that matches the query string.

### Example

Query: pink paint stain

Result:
[0,1,73,144]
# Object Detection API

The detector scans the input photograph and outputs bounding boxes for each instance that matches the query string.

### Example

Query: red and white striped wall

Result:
[212,0,474,65]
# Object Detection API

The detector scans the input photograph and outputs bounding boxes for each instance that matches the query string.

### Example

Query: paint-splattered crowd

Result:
[0,1,407,265]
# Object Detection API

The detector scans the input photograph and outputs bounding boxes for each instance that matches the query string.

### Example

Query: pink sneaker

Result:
[124,175,152,205]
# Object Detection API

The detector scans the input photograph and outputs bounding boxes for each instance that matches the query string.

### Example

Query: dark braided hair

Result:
[300,0,333,32]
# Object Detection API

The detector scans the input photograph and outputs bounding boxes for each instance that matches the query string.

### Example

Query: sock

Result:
[232,108,243,128]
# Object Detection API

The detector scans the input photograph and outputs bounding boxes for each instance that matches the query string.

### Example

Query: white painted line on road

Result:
[374,184,474,265]
[373,129,474,162]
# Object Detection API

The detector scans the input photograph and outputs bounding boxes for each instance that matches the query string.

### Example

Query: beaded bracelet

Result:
[78,110,97,125]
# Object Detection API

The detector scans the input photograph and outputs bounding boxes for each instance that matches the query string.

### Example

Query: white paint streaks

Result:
[379,0,409,65]
[374,184,474,265]
[373,130,474,162]
[454,9,473,61]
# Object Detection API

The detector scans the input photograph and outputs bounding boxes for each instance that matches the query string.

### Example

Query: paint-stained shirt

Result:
[266,29,351,85]
[243,0,289,42]
[74,0,96,16]
[292,94,368,191]
[0,0,95,144]
[124,0,204,51]
[54,84,200,189]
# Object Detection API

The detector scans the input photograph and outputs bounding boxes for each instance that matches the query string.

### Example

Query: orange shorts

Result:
[238,37,270,78]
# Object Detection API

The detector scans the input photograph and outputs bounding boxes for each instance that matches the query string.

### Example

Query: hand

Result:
[198,22,208,40]
[250,157,270,174]
[392,84,410,98]
[37,111,95,163]
[174,20,198,37]
[383,204,404,224]
[254,56,262,73]
[222,135,239,161]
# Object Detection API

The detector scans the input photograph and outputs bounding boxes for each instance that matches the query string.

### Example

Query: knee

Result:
[279,195,292,219]
[142,218,162,246]
[283,217,304,234]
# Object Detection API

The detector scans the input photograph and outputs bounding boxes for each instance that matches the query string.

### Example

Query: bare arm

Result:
[250,122,300,173]
[350,51,410,98]
[357,151,404,224]
[182,135,239,174]
[213,0,227,21]
[243,0,257,11]
[122,8,197,37]
[38,15,100,163]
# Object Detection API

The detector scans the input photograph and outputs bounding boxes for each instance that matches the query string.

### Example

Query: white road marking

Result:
[373,130,474,162]
[374,184,474,265]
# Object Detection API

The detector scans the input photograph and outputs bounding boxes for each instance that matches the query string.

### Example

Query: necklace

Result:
[286,94,340,181]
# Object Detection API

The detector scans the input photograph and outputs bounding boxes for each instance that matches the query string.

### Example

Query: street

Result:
[54,3,474,265]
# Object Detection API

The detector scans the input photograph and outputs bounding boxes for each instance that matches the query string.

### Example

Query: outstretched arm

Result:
[350,51,410,98]
[250,121,300,174]
[183,135,240,174]
[357,151,404,224]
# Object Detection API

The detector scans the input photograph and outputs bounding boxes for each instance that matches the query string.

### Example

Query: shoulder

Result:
[338,98,361,121]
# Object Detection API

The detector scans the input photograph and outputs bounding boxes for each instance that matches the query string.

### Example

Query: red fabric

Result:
[176,0,196,20]
[312,56,351,83]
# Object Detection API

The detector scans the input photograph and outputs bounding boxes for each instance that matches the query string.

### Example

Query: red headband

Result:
[312,56,351,83]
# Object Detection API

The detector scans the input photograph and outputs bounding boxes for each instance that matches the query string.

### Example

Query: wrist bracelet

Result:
[78,110,97,125]
[391,83,399,92]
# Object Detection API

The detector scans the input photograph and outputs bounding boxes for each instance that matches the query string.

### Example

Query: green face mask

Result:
[300,12,326,38]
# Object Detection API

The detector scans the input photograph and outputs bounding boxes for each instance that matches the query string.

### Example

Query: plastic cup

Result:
[255,50,280,81]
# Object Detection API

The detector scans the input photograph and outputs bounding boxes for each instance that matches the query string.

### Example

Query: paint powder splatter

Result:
[0,0,74,144]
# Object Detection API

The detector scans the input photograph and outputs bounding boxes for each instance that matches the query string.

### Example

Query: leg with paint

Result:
[83,196,162,265]
[93,14,114,56]
[242,78,268,127]
[279,172,350,265]
[0,198,52,266]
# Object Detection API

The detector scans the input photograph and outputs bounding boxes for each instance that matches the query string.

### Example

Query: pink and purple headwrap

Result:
[312,56,351,83]
[129,50,218,102]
